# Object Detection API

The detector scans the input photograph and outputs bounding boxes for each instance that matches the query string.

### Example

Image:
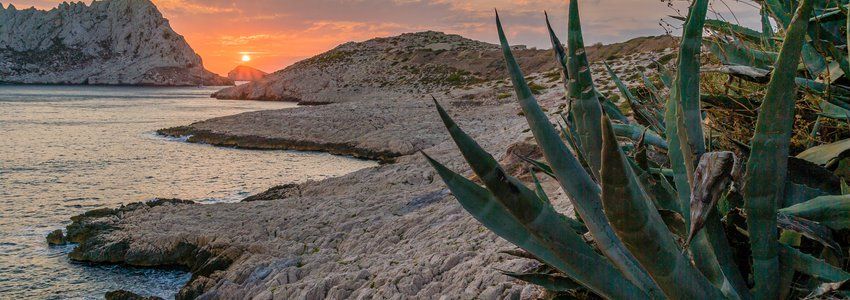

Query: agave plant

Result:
[424,0,850,299]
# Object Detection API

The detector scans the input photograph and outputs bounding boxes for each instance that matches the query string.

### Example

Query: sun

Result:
[241,54,251,62]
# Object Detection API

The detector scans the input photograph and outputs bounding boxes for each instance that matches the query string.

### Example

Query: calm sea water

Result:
[0,85,377,299]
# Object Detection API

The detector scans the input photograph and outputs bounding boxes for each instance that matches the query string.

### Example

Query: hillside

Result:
[0,0,231,86]
[212,31,678,103]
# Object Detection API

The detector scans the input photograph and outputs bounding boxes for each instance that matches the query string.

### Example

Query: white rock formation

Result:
[0,0,232,86]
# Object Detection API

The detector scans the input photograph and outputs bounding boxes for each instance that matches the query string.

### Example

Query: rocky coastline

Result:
[52,32,677,298]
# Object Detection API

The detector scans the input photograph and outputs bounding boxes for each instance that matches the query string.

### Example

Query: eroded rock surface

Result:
[0,0,231,86]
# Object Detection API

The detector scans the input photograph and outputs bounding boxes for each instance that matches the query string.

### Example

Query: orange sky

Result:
[7,0,760,76]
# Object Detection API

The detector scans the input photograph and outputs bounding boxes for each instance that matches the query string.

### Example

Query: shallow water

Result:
[0,85,377,299]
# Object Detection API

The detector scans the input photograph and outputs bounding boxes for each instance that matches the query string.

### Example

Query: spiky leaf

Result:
[742,1,814,298]
[600,115,723,299]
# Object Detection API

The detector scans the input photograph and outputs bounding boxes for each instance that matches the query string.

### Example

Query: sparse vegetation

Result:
[425,0,850,299]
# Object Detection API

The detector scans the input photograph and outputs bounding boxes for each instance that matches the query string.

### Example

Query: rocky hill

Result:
[0,0,232,86]
[228,65,267,81]
[212,32,677,103]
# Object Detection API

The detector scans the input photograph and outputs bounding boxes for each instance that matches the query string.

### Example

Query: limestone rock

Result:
[228,65,267,81]
[0,0,232,86]
[46,229,66,245]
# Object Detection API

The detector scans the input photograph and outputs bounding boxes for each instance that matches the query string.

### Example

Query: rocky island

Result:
[0,0,231,86]
[228,65,268,82]
[55,30,679,299]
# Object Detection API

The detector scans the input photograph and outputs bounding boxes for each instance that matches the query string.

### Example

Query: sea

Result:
[0,85,377,299]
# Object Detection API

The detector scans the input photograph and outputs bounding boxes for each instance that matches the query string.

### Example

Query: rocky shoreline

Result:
[51,32,678,298]
[157,126,402,164]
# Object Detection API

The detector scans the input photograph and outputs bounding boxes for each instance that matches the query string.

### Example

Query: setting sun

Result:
[241,54,251,62]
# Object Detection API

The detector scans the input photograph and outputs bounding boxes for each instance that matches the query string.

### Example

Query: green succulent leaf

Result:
[496,10,662,298]
[564,0,604,180]
[703,17,765,45]
[500,269,582,292]
[743,1,813,298]
[612,123,668,150]
[428,102,647,299]
[761,6,777,49]
[796,138,850,167]
[604,62,663,133]
[779,243,850,283]
[600,115,724,299]
[780,194,850,230]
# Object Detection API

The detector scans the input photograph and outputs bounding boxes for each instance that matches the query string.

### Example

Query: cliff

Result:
[0,0,232,86]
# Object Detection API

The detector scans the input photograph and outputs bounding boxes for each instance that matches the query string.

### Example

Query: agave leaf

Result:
[564,1,603,180]
[640,70,664,106]
[500,269,581,292]
[601,98,630,124]
[425,155,568,272]
[700,94,759,116]
[778,230,802,300]
[604,62,663,133]
[702,17,765,45]
[544,11,568,86]
[795,78,850,111]
[787,156,842,195]
[600,115,724,299]
[784,181,831,208]
[701,65,771,83]
[761,5,777,49]
[652,59,674,88]
[666,5,748,296]
[809,7,844,23]
[518,155,555,179]
[631,161,681,214]
[742,1,813,298]
[612,124,668,150]
[764,0,828,75]
[779,243,850,282]
[807,28,850,79]
[529,168,550,205]
[667,0,709,225]
[780,194,850,230]
[777,213,842,254]
[685,152,736,248]
[427,105,647,299]
[706,39,778,69]
[763,0,791,26]
[496,11,663,298]
[796,138,850,167]
[819,100,850,120]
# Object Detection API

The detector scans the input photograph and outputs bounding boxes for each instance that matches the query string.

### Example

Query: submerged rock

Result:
[104,290,164,300]
[46,229,67,245]
[0,0,231,86]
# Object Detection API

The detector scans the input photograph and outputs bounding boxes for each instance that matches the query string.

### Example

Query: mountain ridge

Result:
[212,31,677,103]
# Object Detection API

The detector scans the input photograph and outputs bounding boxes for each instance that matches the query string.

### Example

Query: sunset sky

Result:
[8,0,761,75]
